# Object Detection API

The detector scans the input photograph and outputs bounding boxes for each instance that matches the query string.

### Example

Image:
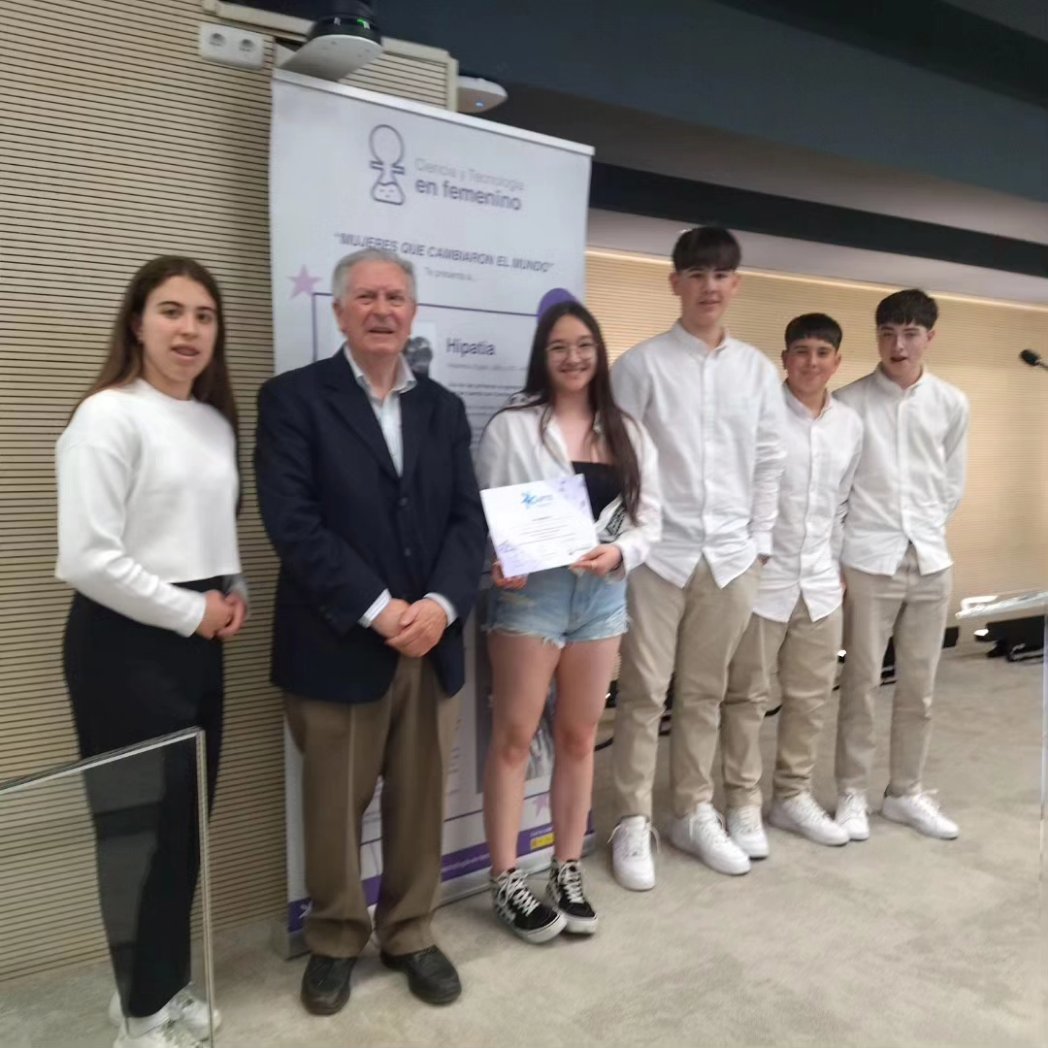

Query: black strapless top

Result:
[572,461,621,520]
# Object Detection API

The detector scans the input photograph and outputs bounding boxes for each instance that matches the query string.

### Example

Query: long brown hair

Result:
[508,301,642,523]
[72,256,238,435]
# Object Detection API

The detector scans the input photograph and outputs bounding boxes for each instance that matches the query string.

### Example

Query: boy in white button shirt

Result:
[833,289,969,841]
[609,227,786,885]
[725,314,862,855]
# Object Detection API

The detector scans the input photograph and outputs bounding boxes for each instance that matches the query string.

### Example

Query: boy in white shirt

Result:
[833,289,969,842]
[725,314,862,854]
[609,227,785,885]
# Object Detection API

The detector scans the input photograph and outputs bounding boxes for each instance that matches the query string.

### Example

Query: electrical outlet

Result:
[198,22,266,70]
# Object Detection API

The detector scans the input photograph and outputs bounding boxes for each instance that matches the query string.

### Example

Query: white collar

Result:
[672,320,731,354]
[873,363,927,396]
[344,344,417,398]
[783,382,833,421]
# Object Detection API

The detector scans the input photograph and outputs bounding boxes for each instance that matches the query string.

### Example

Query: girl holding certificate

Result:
[57,256,245,1048]
[476,301,660,944]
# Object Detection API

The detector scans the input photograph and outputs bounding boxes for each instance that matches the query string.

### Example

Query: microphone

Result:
[1019,349,1048,370]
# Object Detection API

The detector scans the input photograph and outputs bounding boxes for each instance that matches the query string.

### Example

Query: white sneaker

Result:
[671,802,751,876]
[881,790,959,840]
[835,790,870,841]
[609,815,659,891]
[769,792,849,847]
[726,805,769,859]
[110,988,220,1042]
[114,1019,206,1048]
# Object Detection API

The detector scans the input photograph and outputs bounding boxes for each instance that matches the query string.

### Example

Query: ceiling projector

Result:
[280,2,383,81]
[457,74,508,113]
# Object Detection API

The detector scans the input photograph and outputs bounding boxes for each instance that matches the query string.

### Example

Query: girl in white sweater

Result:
[476,301,660,944]
[56,256,245,1048]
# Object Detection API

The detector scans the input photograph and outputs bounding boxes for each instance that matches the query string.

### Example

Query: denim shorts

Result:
[485,567,628,648]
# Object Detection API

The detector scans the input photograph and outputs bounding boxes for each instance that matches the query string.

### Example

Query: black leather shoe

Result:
[301,953,356,1015]
[380,945,461,1005]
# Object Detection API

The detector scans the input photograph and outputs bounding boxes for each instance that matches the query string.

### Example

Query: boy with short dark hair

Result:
[670,226,742,274]
[725,313,862,852]
[609,227,785,886]
[833,289,969,841]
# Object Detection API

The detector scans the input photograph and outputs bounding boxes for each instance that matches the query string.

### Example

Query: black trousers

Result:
[64,581,223,1018]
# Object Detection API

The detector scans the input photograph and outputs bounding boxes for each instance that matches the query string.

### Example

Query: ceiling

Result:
[490,88,1048,247]
[942,0,1048,41]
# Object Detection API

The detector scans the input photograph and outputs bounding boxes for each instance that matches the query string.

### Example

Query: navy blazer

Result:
[255,350,487,703]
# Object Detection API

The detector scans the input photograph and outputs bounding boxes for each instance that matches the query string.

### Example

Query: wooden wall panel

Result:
[0,0,453,977]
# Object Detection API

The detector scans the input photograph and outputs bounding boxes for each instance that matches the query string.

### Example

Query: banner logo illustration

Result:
[369,124,406,205]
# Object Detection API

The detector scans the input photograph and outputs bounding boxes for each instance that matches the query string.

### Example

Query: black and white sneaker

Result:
[546,859,598,935]
[491,868,566,944]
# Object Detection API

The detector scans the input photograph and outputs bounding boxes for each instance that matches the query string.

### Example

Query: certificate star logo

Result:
[289,265,321,299]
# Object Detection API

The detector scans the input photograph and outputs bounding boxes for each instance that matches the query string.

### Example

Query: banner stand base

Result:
[269,918,306,960]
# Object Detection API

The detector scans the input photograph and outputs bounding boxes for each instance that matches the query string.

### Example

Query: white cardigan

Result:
[475,402,662,575]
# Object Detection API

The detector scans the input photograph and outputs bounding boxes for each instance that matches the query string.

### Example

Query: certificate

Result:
[480,475,598,577]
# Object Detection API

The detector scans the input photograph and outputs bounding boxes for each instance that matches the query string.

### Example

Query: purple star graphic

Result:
[289,265,321,299]
[531,792,550,818]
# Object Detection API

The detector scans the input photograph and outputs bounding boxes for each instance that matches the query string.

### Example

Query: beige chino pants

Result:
[726,599,843,806]
[835,546,952,796]
[613,558,762,820]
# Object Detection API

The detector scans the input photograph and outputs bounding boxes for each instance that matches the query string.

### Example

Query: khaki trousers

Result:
[835,546,952,796]
[726,599,843,806]
[285,657,460,957]
[613,558,762,820]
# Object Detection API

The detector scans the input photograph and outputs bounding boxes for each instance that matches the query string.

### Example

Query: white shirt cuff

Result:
[423,592,457,626]
[754,532,773,557]
[179,590,209,637]
[360,589,392,629]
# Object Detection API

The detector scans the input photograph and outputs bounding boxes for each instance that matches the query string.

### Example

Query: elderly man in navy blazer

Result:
[256,248,487,1015]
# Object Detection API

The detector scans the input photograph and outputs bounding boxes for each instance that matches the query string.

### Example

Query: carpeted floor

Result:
[2,650,1044,1047]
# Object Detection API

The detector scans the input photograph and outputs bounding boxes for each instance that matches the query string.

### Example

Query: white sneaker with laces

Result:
[726,805,769,859]
[671,802,751,876]
[881,790,959,839]
[609,815,659,891]
[834,790,870,841]
[769,792,849,847]
[109,988,220,1042]
[114,1019,206,1048]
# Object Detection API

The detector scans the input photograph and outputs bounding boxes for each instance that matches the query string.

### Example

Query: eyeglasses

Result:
[546,339,597,360]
